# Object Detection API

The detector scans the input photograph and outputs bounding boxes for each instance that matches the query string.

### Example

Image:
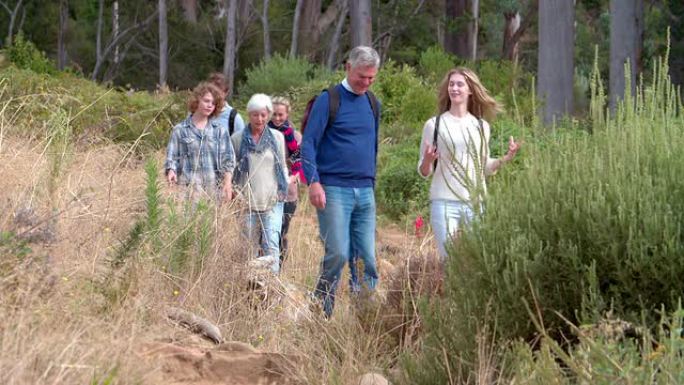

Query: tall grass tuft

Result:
[46,108,71,202]
[407,48,684,383]
[144,158,162,251]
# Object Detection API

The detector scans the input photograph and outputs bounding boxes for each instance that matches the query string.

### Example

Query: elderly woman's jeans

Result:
[430,199,475,261]
[245,202,284,274]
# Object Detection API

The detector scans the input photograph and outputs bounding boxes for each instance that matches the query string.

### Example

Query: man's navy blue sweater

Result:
[301,84,381,188]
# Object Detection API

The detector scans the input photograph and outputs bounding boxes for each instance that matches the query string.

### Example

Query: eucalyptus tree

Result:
[0,0,24,46]
[538,0,574,125]
[158,0,167,89]
[444,0,478,61]
[350,0,371,47]
[609,0,643,110]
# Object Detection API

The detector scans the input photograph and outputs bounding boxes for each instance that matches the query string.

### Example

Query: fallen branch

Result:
[166,306,223,344]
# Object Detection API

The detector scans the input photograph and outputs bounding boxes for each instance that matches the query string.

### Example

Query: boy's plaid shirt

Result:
[165,116,236,191]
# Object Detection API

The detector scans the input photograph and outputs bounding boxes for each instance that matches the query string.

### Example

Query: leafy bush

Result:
[376,134,429,222]
[0,65,185,150]
[6,33,56,74]
[417,46,459,85]
[373,61,436,133]
[505,307,684,384]
[238,54,333,97]
[407,56,684,383]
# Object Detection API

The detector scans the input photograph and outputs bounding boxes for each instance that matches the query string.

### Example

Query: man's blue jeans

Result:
[244,201,284,274]
[315,185,378,317]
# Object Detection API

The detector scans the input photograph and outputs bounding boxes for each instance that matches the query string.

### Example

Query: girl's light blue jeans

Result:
[430,199,475,261]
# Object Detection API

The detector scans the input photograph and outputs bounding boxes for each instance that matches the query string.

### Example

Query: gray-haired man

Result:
[301,46,382,317]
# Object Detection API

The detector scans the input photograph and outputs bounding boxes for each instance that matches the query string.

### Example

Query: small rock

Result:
[358,372,390,385]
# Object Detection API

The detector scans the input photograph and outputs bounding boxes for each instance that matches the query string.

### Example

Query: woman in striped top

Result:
[268,96,303,270]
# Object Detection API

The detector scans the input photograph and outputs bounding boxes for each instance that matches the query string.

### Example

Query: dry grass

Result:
[0,133,437,384]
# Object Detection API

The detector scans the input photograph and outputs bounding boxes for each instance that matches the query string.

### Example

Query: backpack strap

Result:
[228,108,238,136]
[432,114,441,169]
[325,86,379,128]
[367,90,379,121]
[326,85,340,130]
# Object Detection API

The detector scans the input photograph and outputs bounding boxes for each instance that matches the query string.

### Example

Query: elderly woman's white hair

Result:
[246,93,273,113]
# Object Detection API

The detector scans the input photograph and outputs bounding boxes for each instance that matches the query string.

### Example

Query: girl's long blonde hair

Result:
[437,67,502,121]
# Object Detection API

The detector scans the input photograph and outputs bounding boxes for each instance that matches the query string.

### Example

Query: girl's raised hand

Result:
[502,136,521,162]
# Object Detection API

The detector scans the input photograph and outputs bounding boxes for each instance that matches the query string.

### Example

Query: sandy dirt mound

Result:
[141,342,298,385]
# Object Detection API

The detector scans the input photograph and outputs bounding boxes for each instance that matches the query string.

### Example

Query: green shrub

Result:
[238,54,333,97]
[6,33,56,74]
[373,60,436,135]
[407,55,684,383]
[505,307,684,384]
[0,65,185,150]
[417,46,459,84]
[376,135,429,222]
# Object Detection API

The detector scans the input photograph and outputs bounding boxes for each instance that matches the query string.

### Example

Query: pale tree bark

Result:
[350,0,371,47]
[444,0,478,60]
[327,0,348,69]
[372,0,426,62]
[159,0,168,89]
[609,0,643,110]
[502,0,537,63]
[261,0,271,60]
[469,0,478,60]
[0,0,23,46]
[297,0,341,60]
[57,0,68,70]
[180,0,198,23]
[223,0,238,99]
[503,12,520,61]
[501,0,539,64]
[96,0,104,65]
[236,0,255,53]
[91,7,158,80]
[289,0,303,58]
[113,1,120,64]
[538,0,574,125]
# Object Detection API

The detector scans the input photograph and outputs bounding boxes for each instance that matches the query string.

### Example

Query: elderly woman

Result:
[165,82,235,203]
[232,94,288,274]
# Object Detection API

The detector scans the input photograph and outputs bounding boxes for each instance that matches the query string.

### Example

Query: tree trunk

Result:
[57,0,68,70]
[91,8,158,81]
[502,12,520,62]
[113,0,120,64]
[469,0,478,60]
[262,0,271,60]
[609,0,643,110]
[96,0,104,64]
[180,0,198,23]
[350,0,371,47]
[537,0,574,125]
[223,0,238,99]
[4,0,24,46]
[289,0,303,58]
[444,0,477,60]
[327,0,348,69]
[298,0,321,56]
[297,0,340,60]
[159,0,168,89]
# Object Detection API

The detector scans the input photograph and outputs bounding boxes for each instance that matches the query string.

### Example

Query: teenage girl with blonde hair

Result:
[418,67,521,260]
